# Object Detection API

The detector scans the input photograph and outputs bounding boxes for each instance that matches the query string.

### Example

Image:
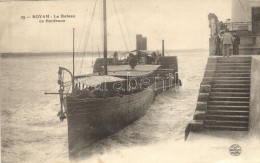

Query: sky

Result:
[0,0,231,53]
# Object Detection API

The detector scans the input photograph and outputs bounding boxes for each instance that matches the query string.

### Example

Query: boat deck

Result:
[76,65,160,86]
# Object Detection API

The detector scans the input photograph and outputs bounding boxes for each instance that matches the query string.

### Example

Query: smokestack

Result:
[162,40,164,57]
[136,34,143,51]
[142,37,147,50]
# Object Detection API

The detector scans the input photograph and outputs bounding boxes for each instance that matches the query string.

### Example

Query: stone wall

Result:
[249,56,260,136]
[232,0,260,23]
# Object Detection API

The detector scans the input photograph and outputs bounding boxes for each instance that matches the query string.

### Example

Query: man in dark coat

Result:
[232,32,240,55]
[129,53,137,69]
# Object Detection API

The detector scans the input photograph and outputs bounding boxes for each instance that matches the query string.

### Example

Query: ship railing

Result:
[63,81,72,95]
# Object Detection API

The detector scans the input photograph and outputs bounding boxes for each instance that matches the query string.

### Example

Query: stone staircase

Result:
[190,56,252,132]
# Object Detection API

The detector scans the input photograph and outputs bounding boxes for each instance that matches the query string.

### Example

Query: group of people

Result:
[215,29,240,57]
[127,51,161,69]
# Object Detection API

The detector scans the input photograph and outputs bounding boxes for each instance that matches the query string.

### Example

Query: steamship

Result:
[62,50,180,158]
[46,0,181,159]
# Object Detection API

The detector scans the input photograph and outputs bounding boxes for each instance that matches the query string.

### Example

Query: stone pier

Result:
[190,56,258,132]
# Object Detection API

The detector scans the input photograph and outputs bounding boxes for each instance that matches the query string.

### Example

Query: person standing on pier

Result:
[217,30,224,56]
[232,32,240,55]
[221,29,234,57]
[215,34,221,56]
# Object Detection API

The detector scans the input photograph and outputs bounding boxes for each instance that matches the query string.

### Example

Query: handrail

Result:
[224,21,260,32]
[58,66,74,96]
[59,66,73,78]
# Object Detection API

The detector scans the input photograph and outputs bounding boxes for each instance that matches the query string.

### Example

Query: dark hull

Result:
[65,83,160,158]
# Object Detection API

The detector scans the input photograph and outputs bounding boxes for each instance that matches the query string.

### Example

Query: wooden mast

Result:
[72,28,75,94]
[73,28,75,77]
[103,0,108,75]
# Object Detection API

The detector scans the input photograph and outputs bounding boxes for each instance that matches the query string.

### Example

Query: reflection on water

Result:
[1,53,259,163]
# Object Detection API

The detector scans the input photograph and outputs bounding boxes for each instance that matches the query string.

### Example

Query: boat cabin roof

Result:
[107,65,161,77]
[127,50,156,55]
[77,75,126,87]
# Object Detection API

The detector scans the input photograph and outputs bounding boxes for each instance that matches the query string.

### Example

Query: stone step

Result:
[217,57,251,59]
[213,77,251,80]
[216,57,251,60]
[207,105,249,111]
[215,63,251,66]
[191,56,252,132]
[205,115,249,121]
[217,58,251,61]
[214,70,251,73]
[212,84,250,88]
[211,88,250,92]
[210,92,250,97]
[215,66,251,70]
[217,61,251,64]
[208,101,250,106]
[209,96,250,101]
[204,125,248,131]
[214,73,250,77]
[205,120,249,127]
[206,110,249,116]
[217,59,251,62]
[213,80,250,84]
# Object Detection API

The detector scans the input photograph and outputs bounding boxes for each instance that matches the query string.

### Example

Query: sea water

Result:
[1,52,259,163]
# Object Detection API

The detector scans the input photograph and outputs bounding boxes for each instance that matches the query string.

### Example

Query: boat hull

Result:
[65,84,157,158]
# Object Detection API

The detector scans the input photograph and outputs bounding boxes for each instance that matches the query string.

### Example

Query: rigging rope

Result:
[75,0,94,74]
[165,49,170,56]
[91,31,94,66]
[80,0,98,73]
[120,0,133,49]
[76,0,133,75]
[78,0,98,74]
[112,0,129,51]
[76,1,91,56]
